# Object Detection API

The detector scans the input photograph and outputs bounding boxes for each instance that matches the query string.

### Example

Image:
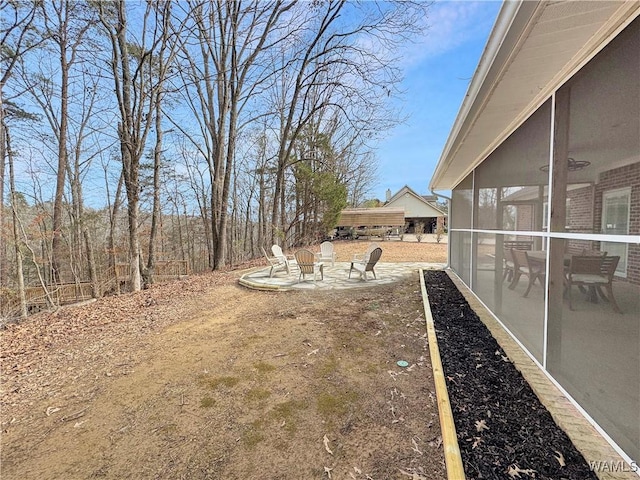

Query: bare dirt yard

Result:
[1,240,448,480]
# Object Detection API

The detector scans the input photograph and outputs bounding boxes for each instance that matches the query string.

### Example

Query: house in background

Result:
[335,208,405,238]
[335,186,447,237]
[430,0,639,467]
[383,185,447,233]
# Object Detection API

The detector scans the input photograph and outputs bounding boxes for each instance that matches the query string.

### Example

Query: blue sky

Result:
[372,1,502,200]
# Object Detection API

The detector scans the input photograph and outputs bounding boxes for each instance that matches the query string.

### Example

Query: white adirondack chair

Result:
[317,241,336,266]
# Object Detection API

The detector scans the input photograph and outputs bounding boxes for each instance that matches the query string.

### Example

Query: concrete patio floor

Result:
[238,261,447,291]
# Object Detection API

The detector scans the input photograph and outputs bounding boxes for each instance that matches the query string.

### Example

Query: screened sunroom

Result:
[431,1,639,466]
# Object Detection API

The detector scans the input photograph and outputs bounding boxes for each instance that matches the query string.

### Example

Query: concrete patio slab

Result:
[238,261,446,291]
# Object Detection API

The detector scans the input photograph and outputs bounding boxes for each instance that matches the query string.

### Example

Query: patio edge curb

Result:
[419,268,466,480]
[238,267,291,291]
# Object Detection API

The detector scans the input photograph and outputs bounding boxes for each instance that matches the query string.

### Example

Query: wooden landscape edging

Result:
[419,268,466,480]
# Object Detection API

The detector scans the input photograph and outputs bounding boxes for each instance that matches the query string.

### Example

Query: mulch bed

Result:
[423,270,598,480]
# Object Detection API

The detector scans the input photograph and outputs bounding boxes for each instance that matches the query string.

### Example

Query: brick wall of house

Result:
[516,205,534,230]
[594,161,640,285]
[567,185,595,254]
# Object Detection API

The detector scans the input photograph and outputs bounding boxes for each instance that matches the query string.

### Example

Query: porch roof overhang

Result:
[429,1,640,191]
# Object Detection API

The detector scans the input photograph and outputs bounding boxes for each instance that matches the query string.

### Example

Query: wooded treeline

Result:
[1,0,429,318]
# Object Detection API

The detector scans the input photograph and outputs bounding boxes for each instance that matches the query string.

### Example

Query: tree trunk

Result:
[107,170,124,293]
[50,36,70,285]
[146,98,164,283]
[0,97,6,289]
[7,127,27,319]
[83,228,98,298]
[0,0,41,290]
[125,183,142,291]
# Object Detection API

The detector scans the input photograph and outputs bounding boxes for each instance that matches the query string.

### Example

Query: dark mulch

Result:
[423,270,598,480]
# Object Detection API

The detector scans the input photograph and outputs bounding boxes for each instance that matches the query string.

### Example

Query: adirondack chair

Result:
[317,241,336,266]
[352,243,380,263]
[349,247,382,281]
[261,246,289,277]
[272,244,296,270]
[294,249,323,282]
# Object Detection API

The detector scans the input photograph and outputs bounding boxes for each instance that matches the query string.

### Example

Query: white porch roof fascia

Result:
[429,0,640,191]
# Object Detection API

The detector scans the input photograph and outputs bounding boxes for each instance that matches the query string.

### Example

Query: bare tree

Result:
[6,126,27,318]
[63,70,108,297]
[144,3,182,285]
[98,0,144,291]
[98,0,180,291]
[173,0,295,269]
[180,144,213,267]
[102,152,124,292]
[14,1,103,292]
[267,0,422,243]
[0,0,46,288]
[49,1,93,284]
